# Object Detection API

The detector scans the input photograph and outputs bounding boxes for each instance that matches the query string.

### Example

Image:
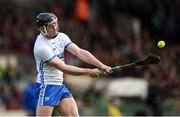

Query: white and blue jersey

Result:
[33,32,73,106]
[34,32,72,85]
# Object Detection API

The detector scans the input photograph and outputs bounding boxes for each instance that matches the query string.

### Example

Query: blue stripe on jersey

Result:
[39,60,45,105]
[44,55,56,63]
[57,52,64,59]
[39,60,44,85]
[65,42,72,48]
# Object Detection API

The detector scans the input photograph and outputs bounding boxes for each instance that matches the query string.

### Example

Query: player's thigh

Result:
[57,97,79,116]
[36,105,54,116]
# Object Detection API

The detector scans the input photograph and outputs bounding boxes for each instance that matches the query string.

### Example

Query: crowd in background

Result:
[0,0,179,116]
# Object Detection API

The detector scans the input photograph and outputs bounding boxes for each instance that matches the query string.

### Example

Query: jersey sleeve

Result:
[35,46,56,62]
[60,33,72,48]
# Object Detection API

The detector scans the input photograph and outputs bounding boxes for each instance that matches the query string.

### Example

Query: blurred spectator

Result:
[75,0,90,22]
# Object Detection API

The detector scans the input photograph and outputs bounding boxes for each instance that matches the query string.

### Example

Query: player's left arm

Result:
[66,43,111,74]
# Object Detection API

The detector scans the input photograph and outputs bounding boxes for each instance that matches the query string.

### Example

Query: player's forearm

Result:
[60,64,92,75]
[78,49,105,69]
[49,61,91,75]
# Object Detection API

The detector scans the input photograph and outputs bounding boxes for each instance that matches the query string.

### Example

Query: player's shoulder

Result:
[58,32,68,36]
[35,34,47,46]
[58,32,70,39]
[34,34,49,52]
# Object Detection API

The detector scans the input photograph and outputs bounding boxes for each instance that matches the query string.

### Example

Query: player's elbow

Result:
[48,58,67,72]
[55,63,71,73]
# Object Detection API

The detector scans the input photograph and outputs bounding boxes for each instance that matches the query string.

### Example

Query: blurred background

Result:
[0,0,179,116]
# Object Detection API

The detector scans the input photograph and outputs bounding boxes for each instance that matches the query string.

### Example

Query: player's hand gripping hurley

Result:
[110,54,160,74]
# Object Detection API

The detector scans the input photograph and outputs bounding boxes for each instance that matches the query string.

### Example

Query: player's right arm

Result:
[48,57,101,77]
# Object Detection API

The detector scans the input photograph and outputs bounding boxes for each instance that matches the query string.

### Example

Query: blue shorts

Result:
[34,83,73,106]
